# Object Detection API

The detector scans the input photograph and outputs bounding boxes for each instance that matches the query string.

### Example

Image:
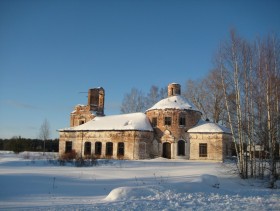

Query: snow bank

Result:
[105,186,159,201]
[193,174,220,189]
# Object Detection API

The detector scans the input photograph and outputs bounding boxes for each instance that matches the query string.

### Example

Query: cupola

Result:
[168,83,181,97]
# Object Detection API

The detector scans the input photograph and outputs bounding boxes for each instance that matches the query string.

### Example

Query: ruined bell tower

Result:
[70,87,105,127]
[88,87,105,116]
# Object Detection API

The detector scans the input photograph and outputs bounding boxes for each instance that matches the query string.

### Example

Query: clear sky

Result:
[0,0,279,139]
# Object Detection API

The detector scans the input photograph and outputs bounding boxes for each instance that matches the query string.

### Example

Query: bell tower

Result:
[88,87,105,116]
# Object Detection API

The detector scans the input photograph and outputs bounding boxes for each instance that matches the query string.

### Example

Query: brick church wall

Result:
[188,133,232,161]
[70,105,94,127]
[59,130,154,160]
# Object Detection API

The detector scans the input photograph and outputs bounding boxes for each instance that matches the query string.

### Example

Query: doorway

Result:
[177,140,185,156]
[162,142,171,159]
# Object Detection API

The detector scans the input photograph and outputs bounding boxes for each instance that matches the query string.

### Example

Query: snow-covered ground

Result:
[0,151,279,210]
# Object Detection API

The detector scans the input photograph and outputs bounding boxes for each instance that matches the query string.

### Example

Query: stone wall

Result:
[59,130,154,160]
[189,133,232,161]
[146,109,201,140]
[146,109,201,159]
[70,105,94,127]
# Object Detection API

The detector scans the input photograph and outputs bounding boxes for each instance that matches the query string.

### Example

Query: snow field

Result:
[0,151,279,210]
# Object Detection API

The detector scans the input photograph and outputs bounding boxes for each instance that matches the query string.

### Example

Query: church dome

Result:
[146,95,200,112]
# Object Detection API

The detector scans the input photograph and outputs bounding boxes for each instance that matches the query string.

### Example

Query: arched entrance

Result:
[162,142,171,159]
[177,140,185,156]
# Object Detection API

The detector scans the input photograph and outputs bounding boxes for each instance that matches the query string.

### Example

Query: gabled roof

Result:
[188,120,231,134]
[59,112,153,132]
[146,95,200,112]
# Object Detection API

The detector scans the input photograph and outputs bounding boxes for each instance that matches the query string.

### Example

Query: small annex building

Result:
[58,83,232,161]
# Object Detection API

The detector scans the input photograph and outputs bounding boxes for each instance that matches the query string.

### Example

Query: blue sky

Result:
[0,0,279,139]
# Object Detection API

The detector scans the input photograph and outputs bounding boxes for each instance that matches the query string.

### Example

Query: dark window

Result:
[178,89,181,95]
[165,117,172,126]
[65,141,72,153]
[152,117,157,127]
[199,143,207,157]
[84,142,91,155]
[177,140,185,156]
[179,116,186,126]
[95,142,102,155]
[106,142,113,156]
[79,120,85,125]
[117,142,125,156]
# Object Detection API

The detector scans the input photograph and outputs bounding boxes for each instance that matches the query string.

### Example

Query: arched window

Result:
[84,142,91,155]
[106,142,113,156]
[117,142,125,156]
[179,115,186,126]
[95,142,102,155]
[152,117,157,127]
[177,140,185,156]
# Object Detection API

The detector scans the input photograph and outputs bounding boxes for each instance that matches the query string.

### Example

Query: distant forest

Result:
[0,137,59,153]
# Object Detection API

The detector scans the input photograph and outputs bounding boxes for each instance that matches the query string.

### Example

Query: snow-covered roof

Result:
[59,112,153,132]
[146,96,200,112]
[188,120,231,134]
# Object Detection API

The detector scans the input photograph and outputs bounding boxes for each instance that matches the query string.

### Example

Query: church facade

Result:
[58,83,232,161]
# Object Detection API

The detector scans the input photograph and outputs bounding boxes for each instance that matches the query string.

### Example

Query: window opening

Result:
[106,142,113,156]
[165,117,172,126]
[95,142,102,155]
[152,117,157,127]
[65,141,72,153]
[177,140,185,156]
[179,116,186,126]
[199,143,207,157]
[84,142,91,155]
[117,142,125,156]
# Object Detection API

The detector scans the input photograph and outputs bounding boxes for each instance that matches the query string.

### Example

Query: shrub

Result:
[60,150,77,161]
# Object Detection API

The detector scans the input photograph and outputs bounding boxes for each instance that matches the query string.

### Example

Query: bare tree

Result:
[255,35,280,187]
[38,118,50,155]
[183,79,207,117]
[146,85,167,109]
[120,88,146,113]
[183,70,226,124]
[216,29,280,186]
[120,85,167,114]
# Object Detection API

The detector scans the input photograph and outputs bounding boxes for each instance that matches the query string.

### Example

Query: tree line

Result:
[0,136,59,153]
[120,30,280,188]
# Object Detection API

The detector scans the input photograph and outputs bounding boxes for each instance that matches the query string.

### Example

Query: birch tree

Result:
[38,118,50,155]
[218,30,280,185]
[255,35,280,187]
[183,70,227,124]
